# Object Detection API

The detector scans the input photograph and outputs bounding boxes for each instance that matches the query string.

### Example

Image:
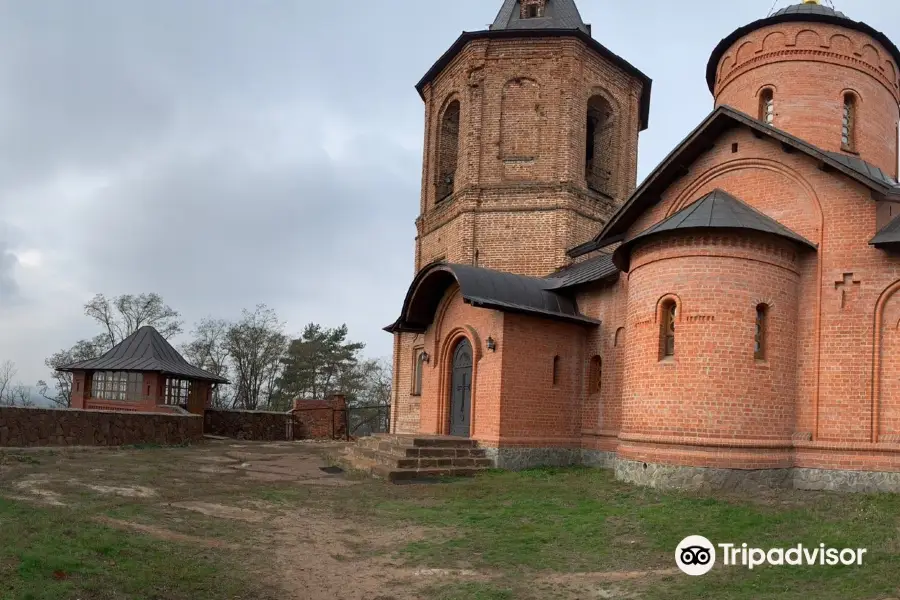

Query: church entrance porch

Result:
[449,338,473,437]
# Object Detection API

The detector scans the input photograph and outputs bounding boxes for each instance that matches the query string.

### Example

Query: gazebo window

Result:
[91,371,143,401]
[164,377,191,406]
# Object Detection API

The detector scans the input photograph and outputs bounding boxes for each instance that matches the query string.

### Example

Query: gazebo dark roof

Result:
[706,2,900,93]
[58,326,229,384]
[612,189,816,271]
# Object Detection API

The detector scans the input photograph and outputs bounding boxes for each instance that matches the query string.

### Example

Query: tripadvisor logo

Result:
[675,536,868,575]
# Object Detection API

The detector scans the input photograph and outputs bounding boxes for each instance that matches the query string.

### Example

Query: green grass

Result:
[422,581,516,600]
[341,467,900,599]
[0,498,272,600]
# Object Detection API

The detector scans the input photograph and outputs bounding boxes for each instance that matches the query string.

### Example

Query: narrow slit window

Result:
[842,93,856,150]
[755,304,769,360]
[759,89,775,125]
[552,355,561,386]
[590,355,602,394]
[412,349,425,395]
[661,301,676,359]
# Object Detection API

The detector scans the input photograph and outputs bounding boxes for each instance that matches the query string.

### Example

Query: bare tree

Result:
[0,360,15,405]
[0,361,35,407]
[182,317,233,408]
[37,337,105,407]
[225,305,287,410]
[38,293,182,407]
[84,293,182,347]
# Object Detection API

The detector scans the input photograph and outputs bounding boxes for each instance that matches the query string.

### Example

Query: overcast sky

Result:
[0,0,898,386]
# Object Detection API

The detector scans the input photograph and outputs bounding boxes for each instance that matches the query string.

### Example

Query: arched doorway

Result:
[449,338,473,437]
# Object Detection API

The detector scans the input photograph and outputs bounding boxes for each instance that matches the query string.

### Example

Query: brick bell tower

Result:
[413,0,652,277]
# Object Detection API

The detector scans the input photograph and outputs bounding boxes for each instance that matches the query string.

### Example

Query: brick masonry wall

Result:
[0,406,202,447]
[576,275,628,453]
[494,313,586,447]
[416,286,504,439]
[712,22,900,177]
[292,396,347,440]
[204,409,291,441]
[415,35,644,277]
[390,9,900,482]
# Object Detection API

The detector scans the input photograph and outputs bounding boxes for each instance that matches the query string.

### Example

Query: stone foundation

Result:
[471,443,900,494]
[793,468,900,493]
[614,459,793,492]
[581,449,617,469]
[481,446,581,470]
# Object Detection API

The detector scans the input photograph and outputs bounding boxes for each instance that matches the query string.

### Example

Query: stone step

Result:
[370,464,485,482]
[369,434,478,449]
[345,445,492,470]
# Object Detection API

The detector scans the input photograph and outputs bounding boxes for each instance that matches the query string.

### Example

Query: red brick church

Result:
[385,0,900,492]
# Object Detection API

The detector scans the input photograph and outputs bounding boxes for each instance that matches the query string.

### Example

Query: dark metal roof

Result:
[545,252,618,289]
[385,263,599,333]
[491,0,589,34]
[570,105,900,258]
[825,151,898,188]
[870,214,900,248]
[58,326,229,383]
[416,2,652,131]
[707,3,900,93]
[612,189,817,272]
[771,3,846,18]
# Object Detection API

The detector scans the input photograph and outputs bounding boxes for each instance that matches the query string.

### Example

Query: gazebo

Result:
[58,325,229,415]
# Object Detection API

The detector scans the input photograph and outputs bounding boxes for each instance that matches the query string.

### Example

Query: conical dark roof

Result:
[612,189,816,271]
[58,326,229,383]
[491,0,589,34]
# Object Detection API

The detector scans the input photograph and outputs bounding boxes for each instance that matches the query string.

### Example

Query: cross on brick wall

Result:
[835,273,861,309]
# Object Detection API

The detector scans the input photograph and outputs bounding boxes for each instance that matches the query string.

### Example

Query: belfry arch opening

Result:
[436,100,460,202]
[585,95,615,196]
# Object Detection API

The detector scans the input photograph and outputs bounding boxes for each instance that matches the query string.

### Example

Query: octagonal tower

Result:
[413,0,651,277]
[708,0,900,177]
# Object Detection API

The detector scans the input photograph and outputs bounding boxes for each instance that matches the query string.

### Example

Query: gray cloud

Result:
[1,0,899,384]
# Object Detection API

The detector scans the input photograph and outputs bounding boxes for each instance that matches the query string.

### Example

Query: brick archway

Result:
[436,327,481,436]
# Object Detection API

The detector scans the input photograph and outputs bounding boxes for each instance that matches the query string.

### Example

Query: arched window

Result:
[436,100,460,202]
[842,93,857,151]
[585,95,615,196]
[412,349,425,395]
[614,327,625,347]
[660,300,677,359]
[552,355,561,386]
[759,88,775,125]
[755,304,769,360]
[590,355,602,394]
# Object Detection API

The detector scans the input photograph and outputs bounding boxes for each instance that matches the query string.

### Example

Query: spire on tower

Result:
[490,0,590,35]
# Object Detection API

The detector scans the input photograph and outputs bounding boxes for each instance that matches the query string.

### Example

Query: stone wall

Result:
[204,409,291,441]
[0,406,202,447]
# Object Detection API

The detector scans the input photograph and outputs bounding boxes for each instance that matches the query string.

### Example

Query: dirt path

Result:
[0,441,674,600]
